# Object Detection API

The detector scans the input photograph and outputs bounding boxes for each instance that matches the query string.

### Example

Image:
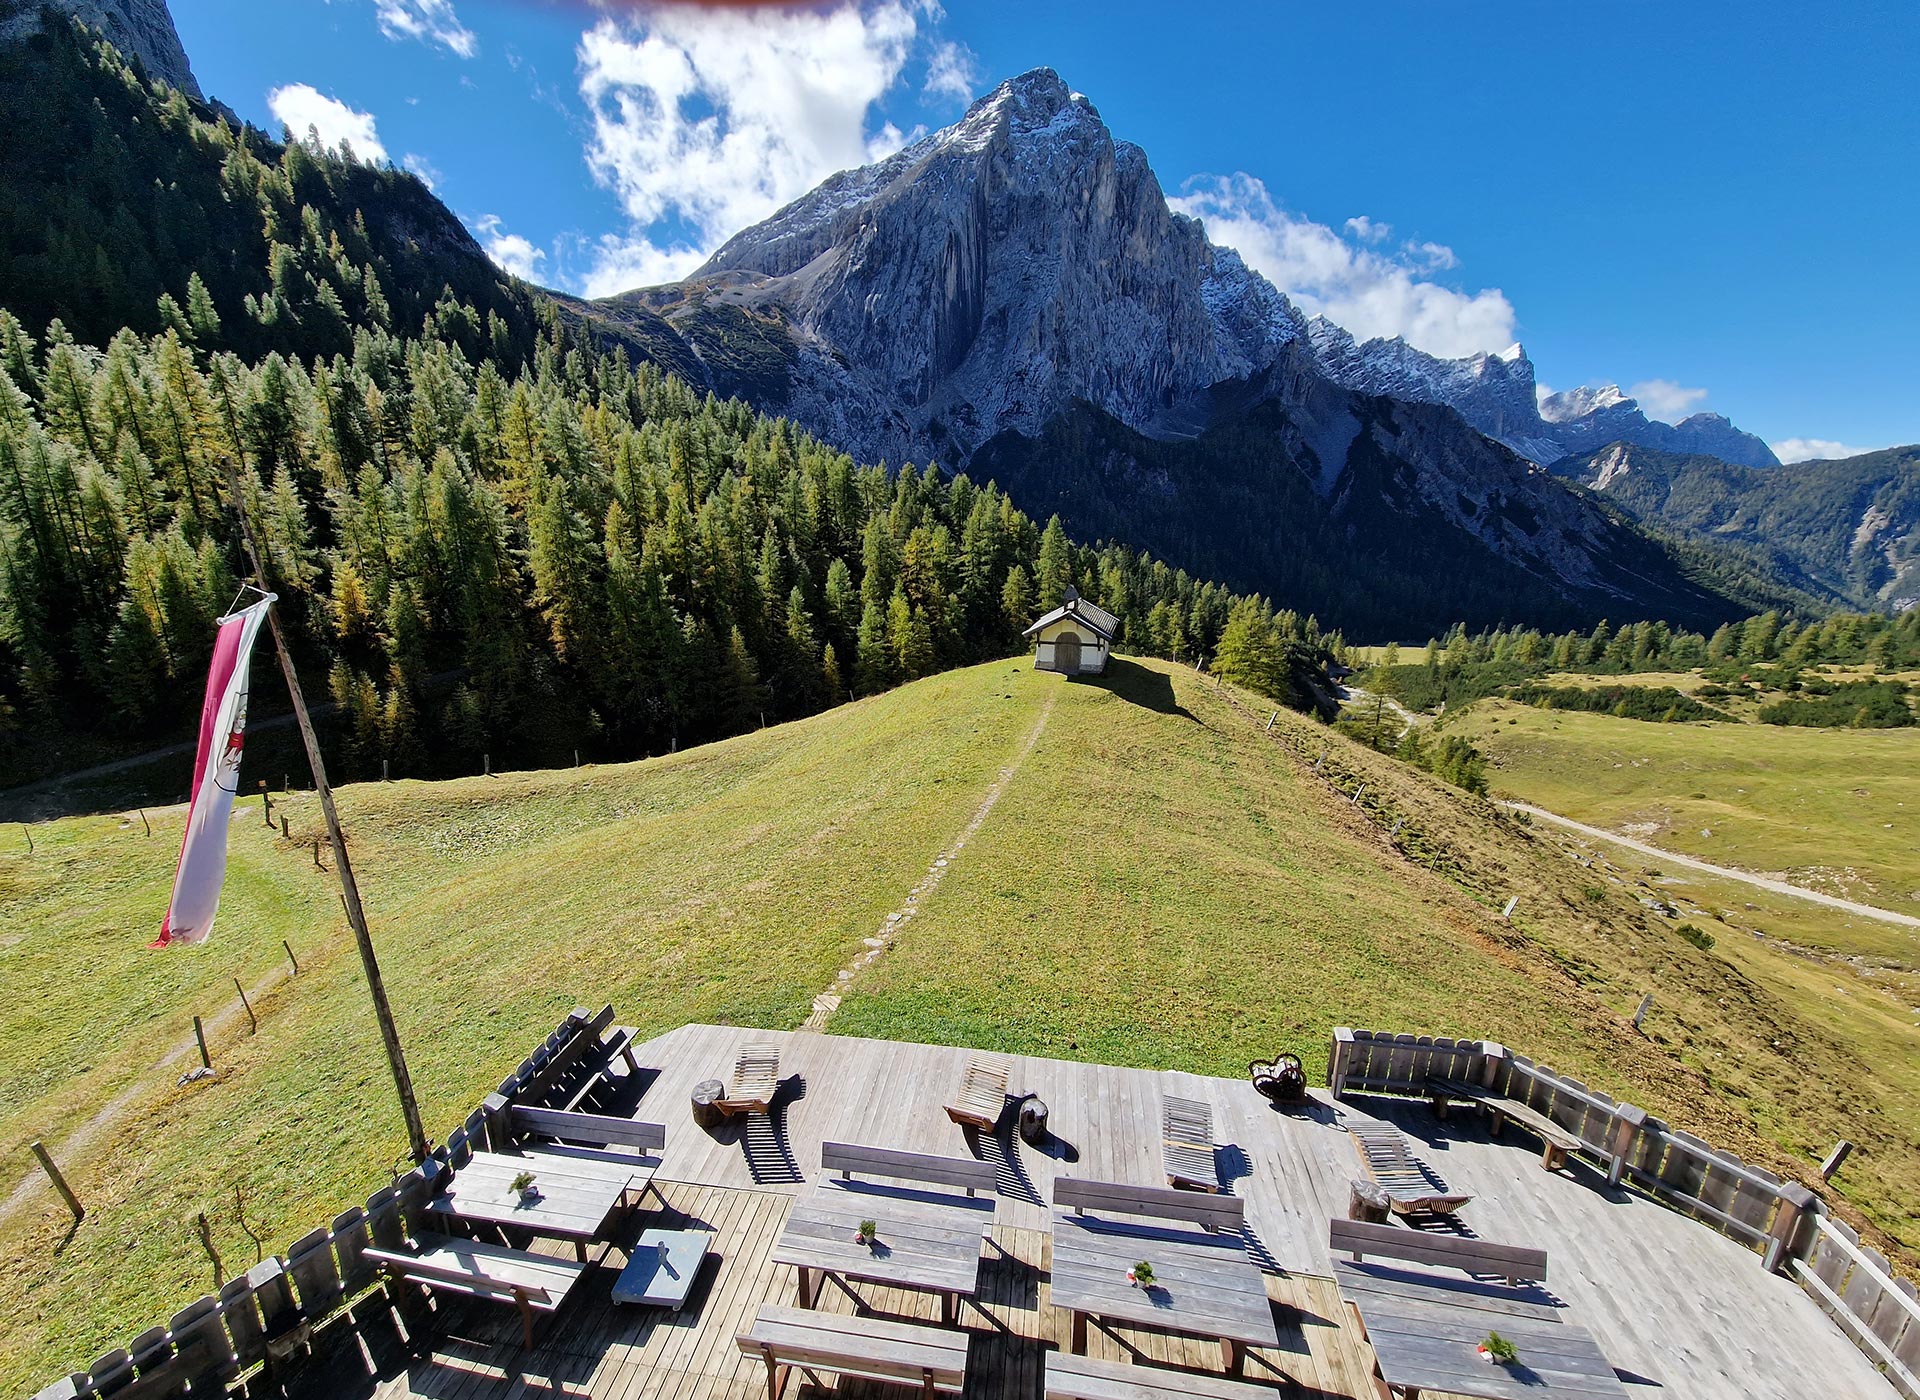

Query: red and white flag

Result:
[153,595,276,948]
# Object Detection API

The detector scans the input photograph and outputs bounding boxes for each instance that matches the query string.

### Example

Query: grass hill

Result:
[4,656,1919,1389]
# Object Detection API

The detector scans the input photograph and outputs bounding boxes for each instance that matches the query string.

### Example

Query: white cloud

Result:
[573,2,923,297]
[1172,174,1515,359]
[1626,378,1708,423]
[924,39,978,105]
[376,0,476,59]
[1770,437,1880,463]
[1344,215,1390,244]
[577,236,708,301]
[474,214,547,282]
[402,152,442,191]
[267,84,387,164]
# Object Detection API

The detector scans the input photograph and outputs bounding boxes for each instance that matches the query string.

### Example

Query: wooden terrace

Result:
[291,1023,1892,1400]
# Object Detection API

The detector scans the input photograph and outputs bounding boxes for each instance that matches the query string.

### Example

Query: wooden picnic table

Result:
[1335,1259,1629,1400]
[772,1174,995,1324]
[427,1149,641,1259]
[1049,1210,1279,1374]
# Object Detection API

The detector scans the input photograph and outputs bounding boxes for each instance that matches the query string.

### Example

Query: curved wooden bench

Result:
[366,1234,588,1349]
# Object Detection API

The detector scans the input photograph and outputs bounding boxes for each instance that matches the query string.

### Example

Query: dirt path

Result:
[1340,685,1419,738]
[1,959,297,1227]
[1504,801,1920,930]
[801,691,1057,1031]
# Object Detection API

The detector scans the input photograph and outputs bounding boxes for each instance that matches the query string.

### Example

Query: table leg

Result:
[1222,1337,1241,1374]
[942,1291,955,1325]
[574,1240,587,1263]
[1070,1310,1087,1354]
[795,1266,815,1309]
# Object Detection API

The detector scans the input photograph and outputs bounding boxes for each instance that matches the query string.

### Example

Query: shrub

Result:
[1676,923,1715,950]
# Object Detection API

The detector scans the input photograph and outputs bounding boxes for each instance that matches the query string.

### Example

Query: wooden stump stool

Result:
[690,1079,725,1131]
[1348,1178,1391,1224]
[1018,1097,1050,1145]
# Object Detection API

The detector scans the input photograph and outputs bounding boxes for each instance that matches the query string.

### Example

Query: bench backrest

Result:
[821,1141,997,1196]
[1328,1218,1548,1281]
[1053,1176,1244,1231]
[510,1104,665,1153]
[517,1004,616,1103]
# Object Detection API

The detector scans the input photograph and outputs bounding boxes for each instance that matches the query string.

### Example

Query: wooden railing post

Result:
[481,1092,512,1150]
[1478,1041,1508,1093]
[1328,1028,1355,1100]
[1607,1103,1648,1187]
[1764,1183,1819,1274]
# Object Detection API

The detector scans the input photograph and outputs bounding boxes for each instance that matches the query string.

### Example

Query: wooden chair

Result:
[1348,1121,1472,1217]
[1162,1094,1223,1193]
[942,1053,1012,1131]
[715,1041,781,1118]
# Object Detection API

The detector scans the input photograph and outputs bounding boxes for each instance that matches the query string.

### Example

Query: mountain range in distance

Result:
[7,0,1911,638]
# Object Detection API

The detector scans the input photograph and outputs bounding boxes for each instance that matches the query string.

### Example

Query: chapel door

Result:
[1055,632,1082,673]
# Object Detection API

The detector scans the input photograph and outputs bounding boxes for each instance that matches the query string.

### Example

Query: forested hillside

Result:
[0,14,1333,788]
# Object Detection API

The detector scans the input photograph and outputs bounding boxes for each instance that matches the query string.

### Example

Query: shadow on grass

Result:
[1084,656,1200,723]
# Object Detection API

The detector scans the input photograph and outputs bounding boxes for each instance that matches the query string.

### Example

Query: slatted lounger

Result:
[1045,1353,1286,1400]
[366,1233,589,1348]
[738,1304,968,1399]
[1162,1094,1222,1193]
[1348,1122,1473,1217]
[942,1053,1013,1131]
[715,1041,781,1118]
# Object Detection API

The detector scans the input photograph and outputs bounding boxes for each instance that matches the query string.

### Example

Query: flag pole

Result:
[222,459,430,1163]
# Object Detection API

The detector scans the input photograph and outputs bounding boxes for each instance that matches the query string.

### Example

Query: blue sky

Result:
[171,0,1919,457]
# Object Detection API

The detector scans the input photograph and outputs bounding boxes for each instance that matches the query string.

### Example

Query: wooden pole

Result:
[1633,992,1654,1030]
[193,1016,211,1069]
[283,940,299,976]
[21,824,31,853]
[1820,1140,1853,1181]
[222,459,428,1163]
[29,1142,83,1222]
[234,977,256,1034]
[138,809,151,836]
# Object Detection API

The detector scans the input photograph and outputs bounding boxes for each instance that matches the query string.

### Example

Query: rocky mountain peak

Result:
[1,0,201,100]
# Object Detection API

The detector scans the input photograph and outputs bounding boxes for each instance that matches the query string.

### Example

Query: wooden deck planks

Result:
[351,1024,1892,1400]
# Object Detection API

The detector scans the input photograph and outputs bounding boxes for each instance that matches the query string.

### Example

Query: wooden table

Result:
[1335,1259,1630,1399]
[1049,1211,1279,1374]
[772,1175,995,1323]
[427,1150,639,1259]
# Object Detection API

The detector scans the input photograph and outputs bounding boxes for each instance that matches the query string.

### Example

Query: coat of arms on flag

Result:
[152,594,276,948]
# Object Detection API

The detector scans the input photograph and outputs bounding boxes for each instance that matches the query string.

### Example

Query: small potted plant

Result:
[1127,1260,1156,1289]
[1477,1331,1518,1366]
[510,1170,539,1204]
[855,1218,878,1248]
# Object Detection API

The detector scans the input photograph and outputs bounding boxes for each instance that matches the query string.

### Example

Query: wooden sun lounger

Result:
[715,1041,781,1117]
[1162,1094,1222,1193]
[1349,1122,1473,1216]
[942,1053,1013,1131]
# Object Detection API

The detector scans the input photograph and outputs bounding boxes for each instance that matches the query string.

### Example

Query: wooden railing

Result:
[1327,1027,1817,1271]
[30,1006,611,1400]
[1796,1216,1920,1398]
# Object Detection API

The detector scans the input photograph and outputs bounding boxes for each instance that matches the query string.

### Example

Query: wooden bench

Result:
[737,1304,967,1399]
[366,1233,589,1348]
[1426,1075,1582,1170]
[1162,1094,1222,1193]
[1348,1122,1472,1216]
[518,1005,622,1108]
[716,1042,782,1117]
[1054,1176,1244,1233]
[1045,1352,1285,1400]
[821,1141,998,1196]
[1329,1218,1548,1286]
[942,1053,1012,1131]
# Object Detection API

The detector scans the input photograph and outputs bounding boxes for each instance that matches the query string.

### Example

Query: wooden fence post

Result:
[1606,1103,1648,1187]
[139,809,151,836]
[1478,1041,1508,1094]
[1820,1140,1853,1182]
[283,940,299,975]
[29,1141,84,1222]
[1328,1028,1355,1100]
[1764,1183,1819,1273]
[193,1016,211,1069]
[1633,993,1654,1031]
[234,978,256,1034]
